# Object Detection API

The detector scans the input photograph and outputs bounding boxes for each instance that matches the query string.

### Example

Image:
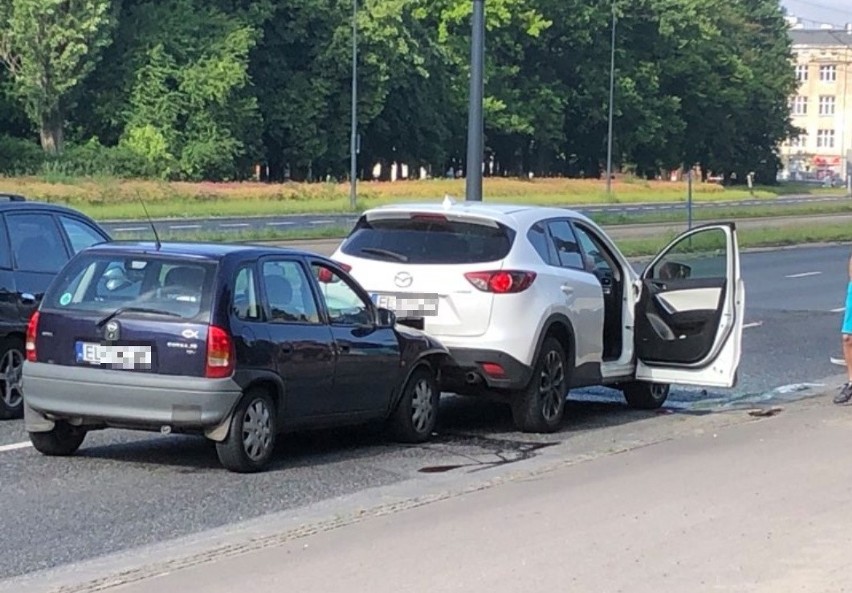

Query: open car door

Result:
[634,223,744,388]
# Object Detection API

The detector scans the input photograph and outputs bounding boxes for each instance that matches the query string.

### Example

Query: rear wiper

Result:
[96,306,183,328]
[359,247,409,262]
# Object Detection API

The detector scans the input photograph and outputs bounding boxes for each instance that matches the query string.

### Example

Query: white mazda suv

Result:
[331,200,744,433]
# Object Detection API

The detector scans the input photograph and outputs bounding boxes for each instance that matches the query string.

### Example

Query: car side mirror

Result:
[377,307,396,328]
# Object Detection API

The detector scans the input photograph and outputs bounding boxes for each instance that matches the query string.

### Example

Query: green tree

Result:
[0,0,115,154]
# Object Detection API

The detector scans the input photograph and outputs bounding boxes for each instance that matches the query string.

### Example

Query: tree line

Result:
[0,0,797,183]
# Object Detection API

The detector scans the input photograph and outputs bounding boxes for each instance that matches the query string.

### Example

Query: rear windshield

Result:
[43,254,217,322]
[340,216,515,264]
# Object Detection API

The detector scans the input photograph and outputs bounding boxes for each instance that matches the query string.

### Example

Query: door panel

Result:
[259,259,336,419]
[310,261,399,414]
[635,224,743,388]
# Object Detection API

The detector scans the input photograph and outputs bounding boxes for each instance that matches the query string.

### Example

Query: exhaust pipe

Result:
[465,371,482,385]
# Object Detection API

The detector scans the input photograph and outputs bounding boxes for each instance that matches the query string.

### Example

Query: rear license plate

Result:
[371,292,439,317]
[75,342,152,370]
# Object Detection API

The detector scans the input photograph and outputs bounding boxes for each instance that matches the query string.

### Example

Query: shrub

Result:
[0,135,45,175]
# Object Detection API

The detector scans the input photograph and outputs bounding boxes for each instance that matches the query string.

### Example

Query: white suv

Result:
[332,201,744,433]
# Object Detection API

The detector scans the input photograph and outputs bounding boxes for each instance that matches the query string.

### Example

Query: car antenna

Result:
[137,197,162,250]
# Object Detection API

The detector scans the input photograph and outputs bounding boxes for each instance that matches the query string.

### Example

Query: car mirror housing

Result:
[377,307,396,328]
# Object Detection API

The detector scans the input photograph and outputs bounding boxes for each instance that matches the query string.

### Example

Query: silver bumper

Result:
[23,361,242,435]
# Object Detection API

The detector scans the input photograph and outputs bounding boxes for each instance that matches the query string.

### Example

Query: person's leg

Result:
[834,280,852,403]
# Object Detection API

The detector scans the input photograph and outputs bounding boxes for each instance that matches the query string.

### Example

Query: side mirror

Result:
[377,307,396,328]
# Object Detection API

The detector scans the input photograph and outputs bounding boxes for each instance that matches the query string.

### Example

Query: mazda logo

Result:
[394,271,413,288]
[104,320,120,341]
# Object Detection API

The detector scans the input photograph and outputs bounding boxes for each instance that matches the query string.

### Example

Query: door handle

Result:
[280,344,293,355]
[650,281,667,291]
[560,284,574,295]
[338,343,351,354]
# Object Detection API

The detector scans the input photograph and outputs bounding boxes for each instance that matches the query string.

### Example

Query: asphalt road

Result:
[0,244,847,582]
[100,193,850,236]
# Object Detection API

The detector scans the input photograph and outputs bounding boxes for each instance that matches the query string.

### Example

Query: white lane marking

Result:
[169,224,202,230]
[0,441,32,453]
[220,223,250,228]
[832,307,846,313]
[266,221,295,226]
[785,271,822,279]
[743,321,763,329]
[112,226,148,232]
[309,220,334,225]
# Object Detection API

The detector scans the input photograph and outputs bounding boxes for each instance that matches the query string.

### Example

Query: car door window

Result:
[546,221,584,269]
[527,223,556,265]
[7,213,69,273]
[572,223,620,280]
[649,228,727,281]
[261,260,320,324]
[59,216,106,254]
[311,263,373,326]
[233,265,260,321]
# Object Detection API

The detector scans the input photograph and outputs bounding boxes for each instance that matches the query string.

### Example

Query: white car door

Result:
[634,223,744,388]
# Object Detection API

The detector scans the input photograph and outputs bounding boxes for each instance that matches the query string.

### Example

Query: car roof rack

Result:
[0,193,26,202]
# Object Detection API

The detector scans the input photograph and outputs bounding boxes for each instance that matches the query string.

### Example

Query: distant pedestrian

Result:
[834,253,852,404]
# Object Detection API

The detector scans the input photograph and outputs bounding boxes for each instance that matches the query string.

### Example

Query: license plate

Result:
[75,342,152,370]
[371,292,439,316]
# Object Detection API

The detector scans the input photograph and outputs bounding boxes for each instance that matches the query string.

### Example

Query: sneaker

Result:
[834,383,852,404]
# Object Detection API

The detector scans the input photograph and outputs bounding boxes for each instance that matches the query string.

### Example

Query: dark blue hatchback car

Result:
[22,242,448,472]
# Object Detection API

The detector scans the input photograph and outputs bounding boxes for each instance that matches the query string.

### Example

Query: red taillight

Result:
[481,362,506,377]
[205,325,235,378]
[464,271,536,294]
[26,311,39,362]
[318,263,351,283]
[410,213,448,223]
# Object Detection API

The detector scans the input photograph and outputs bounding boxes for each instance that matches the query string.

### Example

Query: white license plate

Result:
[371,293,439,316]
[75,342,152,370]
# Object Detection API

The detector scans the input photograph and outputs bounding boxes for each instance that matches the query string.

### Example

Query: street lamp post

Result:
[605,1,616,195]
[349,0,358,210]
[465,0,485,202]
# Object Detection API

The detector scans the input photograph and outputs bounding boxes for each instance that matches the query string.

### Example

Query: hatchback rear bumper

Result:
[442,347,532,391]
[23,361,242,433]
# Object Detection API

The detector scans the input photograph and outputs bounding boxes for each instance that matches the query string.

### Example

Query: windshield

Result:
[43,254,217,322]
[340,216,515,264]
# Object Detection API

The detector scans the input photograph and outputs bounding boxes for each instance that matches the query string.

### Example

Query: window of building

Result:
[795,64,808,82]
[817,129,835,148]
[791,96,808,115]
[790,134,808,148]
[820,65,837,82]
[818,95,836,116]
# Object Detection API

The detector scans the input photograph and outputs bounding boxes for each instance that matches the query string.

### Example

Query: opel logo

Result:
[104,320,120,341]
[394,271,413,288]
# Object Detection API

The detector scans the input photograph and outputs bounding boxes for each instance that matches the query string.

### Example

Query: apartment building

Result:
[781,26,852,182]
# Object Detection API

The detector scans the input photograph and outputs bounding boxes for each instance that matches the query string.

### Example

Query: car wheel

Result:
[389,366,439,443]
[29,422,87,456]
[0,338,25,420]
[216,390,277,473]
[511,337,568,433]
[622,382,670,410]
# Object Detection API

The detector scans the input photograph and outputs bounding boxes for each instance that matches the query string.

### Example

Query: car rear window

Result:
[43,254,217,321]
[340,215,515,264]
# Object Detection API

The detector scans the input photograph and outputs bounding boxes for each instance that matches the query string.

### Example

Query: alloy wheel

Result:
[410,378,435,434]
[242,398,273,461]
[538,350,565,422]
[1,348,23,411]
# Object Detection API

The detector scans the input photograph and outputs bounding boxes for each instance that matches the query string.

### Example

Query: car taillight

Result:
[206,325,235,378]
[26,311,39,362]
[464,271,536,294]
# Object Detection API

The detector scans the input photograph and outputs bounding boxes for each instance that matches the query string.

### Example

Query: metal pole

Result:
[465,0,485,202]
[349,0,358,210]
[687,168,693,230]
[605,2,616,195]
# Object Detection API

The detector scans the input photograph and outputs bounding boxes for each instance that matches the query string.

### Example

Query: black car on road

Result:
[22,242,448,472]
[0,194,111,419]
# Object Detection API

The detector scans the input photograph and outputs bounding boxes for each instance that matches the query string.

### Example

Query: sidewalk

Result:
[99,396,852,593]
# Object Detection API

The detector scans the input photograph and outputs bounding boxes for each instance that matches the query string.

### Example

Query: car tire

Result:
[389,366,439,443]
[29,422,87,456]
[511,337,568,433]
[216,390,277,473]
[0,338,25,420]
[622,382,670,410]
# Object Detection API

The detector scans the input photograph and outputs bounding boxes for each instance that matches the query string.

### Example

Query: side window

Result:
[573,224,619,279]
[59,216,106,254]
[233,265,260,321]
[261,260,320,324]
[7,213,69,273]
[527,223,554,265]
[0,216,11,269]
[311,263,373,326]
[546,221,584,269]
[650,228,728,281]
